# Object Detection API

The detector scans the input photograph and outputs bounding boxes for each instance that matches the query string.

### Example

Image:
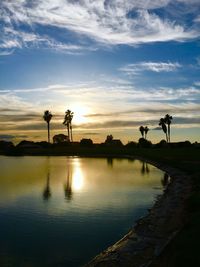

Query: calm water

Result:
[0,156,166,267]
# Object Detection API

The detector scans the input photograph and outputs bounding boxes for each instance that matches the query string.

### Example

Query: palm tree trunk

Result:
[68,128,70,141]
[166,132,168,143]
[47,122,50,143]
[168,125,170,143]
[70,124,73,142]
[67,124,70,142]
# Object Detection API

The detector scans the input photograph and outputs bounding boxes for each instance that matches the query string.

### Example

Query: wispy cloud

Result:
[0,49,14,56]
[120,61,181,75]
[194,16,200,23]
[0,25,95,55]
[1,82,200,108]
[0,0,199,54]
[194,81,200,87]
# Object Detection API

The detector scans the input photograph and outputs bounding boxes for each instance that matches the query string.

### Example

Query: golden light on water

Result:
[72,159,84,191]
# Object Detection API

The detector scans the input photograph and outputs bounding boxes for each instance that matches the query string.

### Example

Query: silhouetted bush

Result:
[80,138,93,146]
[105,135,113,143]
[138,138,152,148]
[125,141,137,148]
[0,140,14,152]
[36,141,51,148]
[193,142,200,148]
[16,140,36,147]
[169,141,192,148]
[155,139,168,148]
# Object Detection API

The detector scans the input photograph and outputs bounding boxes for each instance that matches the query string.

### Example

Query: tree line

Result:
[44,109,173,144]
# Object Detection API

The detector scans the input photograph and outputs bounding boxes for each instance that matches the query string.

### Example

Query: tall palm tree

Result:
[63,109,74,142]
[144,126,149,140]
[159,118,168,142]
[164,114,173,143]
[139,126,145,138]
[43,110,53,143]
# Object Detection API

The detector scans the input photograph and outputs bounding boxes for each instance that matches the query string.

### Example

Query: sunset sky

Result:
[0,0,200,144]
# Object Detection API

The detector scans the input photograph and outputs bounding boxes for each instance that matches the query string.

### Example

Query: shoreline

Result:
[84,158,192,267]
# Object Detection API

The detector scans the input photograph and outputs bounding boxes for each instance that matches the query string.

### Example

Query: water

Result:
[0,156,165,267]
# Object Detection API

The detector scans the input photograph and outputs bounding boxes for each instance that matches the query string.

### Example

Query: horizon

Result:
[0,0,200,144]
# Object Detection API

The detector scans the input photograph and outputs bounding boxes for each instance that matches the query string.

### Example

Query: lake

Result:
[0,156,166,267]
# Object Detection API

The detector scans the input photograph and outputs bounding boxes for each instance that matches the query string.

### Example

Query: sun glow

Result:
[71,105,89,124]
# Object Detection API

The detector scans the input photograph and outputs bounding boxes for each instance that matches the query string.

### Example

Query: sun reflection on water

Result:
[72,159,84,191]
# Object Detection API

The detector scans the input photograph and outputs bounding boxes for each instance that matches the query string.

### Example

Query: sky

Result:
[0,0,200,144]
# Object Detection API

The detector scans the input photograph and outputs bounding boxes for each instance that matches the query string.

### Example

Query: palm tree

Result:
[43,110,53,143]
[159,118,168,142]
[164,114,173,143]
[63,109,74,142]
[144,126,149,140]
[139,126,145,138]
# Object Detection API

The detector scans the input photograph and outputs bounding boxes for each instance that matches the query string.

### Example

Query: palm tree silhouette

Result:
[63,109,74,142]
[159,118,168,142]
[43,110,53,143]
[144,126,149,140]
[164,114,173,143]
[139,126,145,138]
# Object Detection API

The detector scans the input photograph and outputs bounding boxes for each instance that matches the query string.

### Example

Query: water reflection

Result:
[161,173,170,187]
[107,158,113,168]
[141,161,150,175]
[43,172,51,201]
[0,156,165,267]
[64,167,73,201]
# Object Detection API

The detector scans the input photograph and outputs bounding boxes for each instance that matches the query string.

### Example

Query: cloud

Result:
[194,81,200,86]
[83,132,100,136]
[0,79,199,139]
[0,0,199,54]
[196,57,200,65]
[194,16,200,23]
[0,134,15,141]
[152,127,162,131]
[1,82,200,113]
[75,116,200,130]
[85,103,200,118]
[0,25,95,54]
[0,134,28,141]
[120,61,181,75]
[0,49,14,56]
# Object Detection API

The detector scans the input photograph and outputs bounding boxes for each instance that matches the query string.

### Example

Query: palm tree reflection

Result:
[43,172,51,200]
[64,167,73,201]
[161,173,170,187]
[107,158,113,167]
[141,161,150,175]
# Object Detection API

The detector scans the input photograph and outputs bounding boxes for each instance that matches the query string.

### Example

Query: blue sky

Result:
[0,0,200,143]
